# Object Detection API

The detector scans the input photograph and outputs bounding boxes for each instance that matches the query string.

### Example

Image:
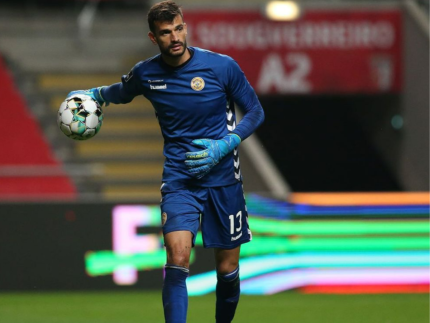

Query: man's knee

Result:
[166,245,191,267]
[216,259,239,275]
[164,231,193,268]
[215,247,240,275]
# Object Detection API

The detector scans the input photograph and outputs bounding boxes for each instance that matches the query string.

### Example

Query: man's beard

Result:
[160,40,187,58]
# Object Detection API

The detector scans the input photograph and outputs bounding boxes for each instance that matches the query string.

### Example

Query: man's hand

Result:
[185,134,241,179]
[67,87,107,107]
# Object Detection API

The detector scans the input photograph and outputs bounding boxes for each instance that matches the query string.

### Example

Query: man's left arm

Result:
[229,85,265,142]
[185,59,264,178]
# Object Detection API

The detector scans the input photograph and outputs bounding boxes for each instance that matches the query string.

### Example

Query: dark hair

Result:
[147,1,183,33]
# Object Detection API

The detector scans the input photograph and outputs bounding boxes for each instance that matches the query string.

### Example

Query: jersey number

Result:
[229,211,242,235]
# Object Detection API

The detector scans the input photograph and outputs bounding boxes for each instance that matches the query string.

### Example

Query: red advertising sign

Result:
[185,9,402,94]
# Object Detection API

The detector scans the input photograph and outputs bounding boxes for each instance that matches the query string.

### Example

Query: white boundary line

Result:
[404,0,430,38]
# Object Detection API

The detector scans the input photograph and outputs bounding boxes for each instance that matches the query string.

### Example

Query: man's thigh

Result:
[160,182,205,246]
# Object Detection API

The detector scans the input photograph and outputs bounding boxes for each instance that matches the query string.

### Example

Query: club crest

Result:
[161,212,168,226]
[191,77,205,91]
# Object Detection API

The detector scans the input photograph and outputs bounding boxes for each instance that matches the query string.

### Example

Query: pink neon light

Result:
[301,284,430,294]
[241,268,430,295]
[112,206,162,285]
[113,206,160,253]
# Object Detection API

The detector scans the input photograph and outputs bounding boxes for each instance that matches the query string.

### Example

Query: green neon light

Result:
[86,233,430,276]
[248,217,430,235]
[242,236,429,254]
[194,235,429,255]
[85,250,196,276]
[147,206,162,224]
[86,234,429,276]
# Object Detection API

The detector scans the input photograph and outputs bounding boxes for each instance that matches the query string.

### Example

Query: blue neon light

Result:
[187,251,430,296]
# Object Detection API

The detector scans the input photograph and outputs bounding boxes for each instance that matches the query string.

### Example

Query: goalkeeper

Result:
[68,1,264,322]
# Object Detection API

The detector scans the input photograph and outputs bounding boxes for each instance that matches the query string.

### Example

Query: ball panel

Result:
[58,101,67,114]
[95,121,103,134]
[70,121,86,135]
[69,134,85,140]
[60,123,72,135]
[74,110,89,123]
[86,114,99,128]
[82,129,96,139]
[82,100,98,113]
[67,99,79,110]
[61,109,74,124]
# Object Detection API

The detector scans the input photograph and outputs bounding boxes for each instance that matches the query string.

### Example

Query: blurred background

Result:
[0,0,429,322]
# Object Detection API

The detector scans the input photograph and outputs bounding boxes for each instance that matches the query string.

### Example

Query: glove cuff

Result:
[224,133,241,149]
[217,134,241,160]
[93,86,107,106]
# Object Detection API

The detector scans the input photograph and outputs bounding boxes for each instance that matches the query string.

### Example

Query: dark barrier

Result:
[0,203,214,291]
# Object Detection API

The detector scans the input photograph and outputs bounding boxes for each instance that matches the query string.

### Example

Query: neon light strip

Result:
[287,192,430,206]
[186,252,430,295]
[292,205,429,216]
[86,250,167,276]
[112,205,161,284]
[245,193,430,217]
[87,217,429,279]
[248,218,430,235]
[241,236,430,254]
[85,250,197,276]
[194,235,430,254]
[241,268,430,295]
[301,284,430,294]
[112,205,160,225]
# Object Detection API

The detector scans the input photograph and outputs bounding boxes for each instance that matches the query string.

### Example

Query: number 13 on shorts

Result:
[229,211,242,235]
[201,183,251,248]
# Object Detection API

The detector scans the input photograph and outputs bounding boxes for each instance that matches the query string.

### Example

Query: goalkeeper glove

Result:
[67,87,107,106]
[185,133,241,179]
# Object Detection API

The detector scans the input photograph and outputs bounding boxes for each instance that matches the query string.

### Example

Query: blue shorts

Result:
[160,181,252,249]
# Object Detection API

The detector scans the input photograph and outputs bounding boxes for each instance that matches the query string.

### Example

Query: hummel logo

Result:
[231,232,242,241]
[150,84,167,90]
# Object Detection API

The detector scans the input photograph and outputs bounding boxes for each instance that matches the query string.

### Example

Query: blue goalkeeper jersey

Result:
[101,47,264,187]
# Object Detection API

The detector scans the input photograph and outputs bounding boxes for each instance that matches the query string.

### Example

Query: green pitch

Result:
[0,291,428,323]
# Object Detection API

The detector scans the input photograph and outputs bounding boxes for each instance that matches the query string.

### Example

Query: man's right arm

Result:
[68,63,144,106]
[100,82,136,105]
[101,63,144,105]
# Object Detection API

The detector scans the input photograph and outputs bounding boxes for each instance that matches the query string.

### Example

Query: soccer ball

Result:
[57,94,103,140]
